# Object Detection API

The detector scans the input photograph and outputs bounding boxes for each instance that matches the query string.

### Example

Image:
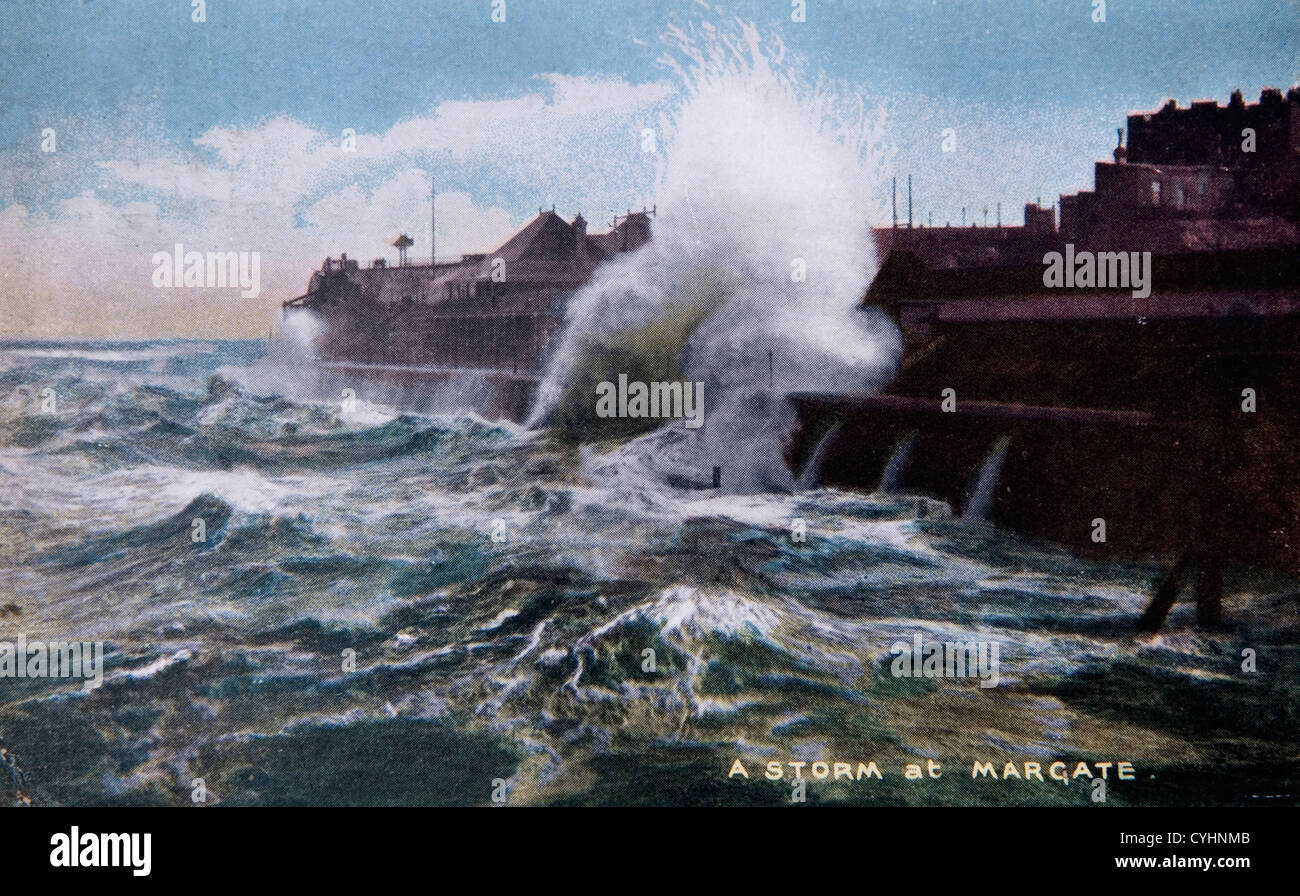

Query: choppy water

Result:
[0,339,1296,806]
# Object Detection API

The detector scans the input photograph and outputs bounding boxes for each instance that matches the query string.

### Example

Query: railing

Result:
[391,256,465,268]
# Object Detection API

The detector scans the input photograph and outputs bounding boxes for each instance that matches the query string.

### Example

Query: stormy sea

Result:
[0,338,1297,807]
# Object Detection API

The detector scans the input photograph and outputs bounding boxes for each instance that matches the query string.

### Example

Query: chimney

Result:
[572,213,587,258]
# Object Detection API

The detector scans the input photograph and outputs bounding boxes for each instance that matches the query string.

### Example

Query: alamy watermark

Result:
[152,243,261,298]
[595,374,704,428]
[890,633,1000,688]
[1043,243,1152,298]
[50,827,151,877]
[0,635,104,687]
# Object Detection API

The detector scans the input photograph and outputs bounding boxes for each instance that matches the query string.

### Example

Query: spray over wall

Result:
[529,20,901,492]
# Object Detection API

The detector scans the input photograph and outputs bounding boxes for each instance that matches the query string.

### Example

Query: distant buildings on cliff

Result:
[875,87,1300,269]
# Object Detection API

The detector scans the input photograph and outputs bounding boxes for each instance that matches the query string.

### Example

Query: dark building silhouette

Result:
[1061,88,1299,249]
[793,90,1300,627]
[285,208,652,377]
[877,88,1300,269]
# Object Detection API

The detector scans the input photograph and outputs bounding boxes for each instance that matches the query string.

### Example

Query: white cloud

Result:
[1,73,671,339]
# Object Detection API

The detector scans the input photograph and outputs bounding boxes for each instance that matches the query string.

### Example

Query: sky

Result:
[0,0,1296,339]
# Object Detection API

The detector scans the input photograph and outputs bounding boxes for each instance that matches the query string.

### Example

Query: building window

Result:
[1150,180,1162,205]
[1197,171,1209,196]
[1173,182,1185,209]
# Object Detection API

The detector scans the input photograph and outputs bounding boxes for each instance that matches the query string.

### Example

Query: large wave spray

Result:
[528,21,901,492]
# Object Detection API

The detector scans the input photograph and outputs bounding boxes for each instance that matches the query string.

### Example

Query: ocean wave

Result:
[3,337,1298,807]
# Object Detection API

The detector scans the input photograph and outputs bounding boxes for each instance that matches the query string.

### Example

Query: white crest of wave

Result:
[277,309,326,357]
[528,20,901,492]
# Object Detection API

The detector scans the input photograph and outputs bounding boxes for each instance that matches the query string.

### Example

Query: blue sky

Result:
[4,1,1294,135]
[0,0,1295,336]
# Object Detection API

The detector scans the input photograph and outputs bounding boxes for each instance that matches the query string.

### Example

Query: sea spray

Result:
[528,19,902,493]
[241,308,507,419]
[4,339,1294,806]
[964,436,1012,522]
[276,308,325,359]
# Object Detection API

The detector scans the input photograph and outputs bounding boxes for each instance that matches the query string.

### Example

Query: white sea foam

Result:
[0,343,216,364]
[527,21,900,494]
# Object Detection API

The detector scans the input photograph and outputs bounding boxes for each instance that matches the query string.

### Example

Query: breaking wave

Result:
[2,337,1296,807]
[3,22,1295,809]
[528,20,901,492]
